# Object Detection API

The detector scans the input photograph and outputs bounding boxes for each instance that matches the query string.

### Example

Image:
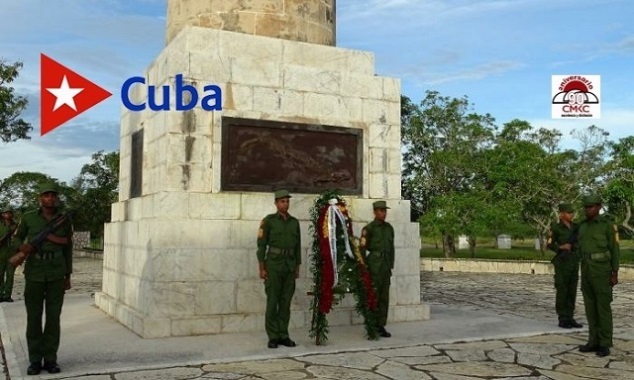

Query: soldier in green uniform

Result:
[576,194,619,357]
[0,208,18,302]
[257,190,301,349]
[547,203,582,329]
[10,184,73,375]
[360,201,395,338]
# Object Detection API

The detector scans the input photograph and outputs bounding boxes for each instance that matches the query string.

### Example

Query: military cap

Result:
[38,182,59,195]
[582,194,602,206]
[372,200,390,210]
[558,203,574,213]
[1,208,13,214]
[274,189,291,200]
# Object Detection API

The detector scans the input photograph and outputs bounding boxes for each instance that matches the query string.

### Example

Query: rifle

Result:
[9,211,74,267]
[0,225,17,247]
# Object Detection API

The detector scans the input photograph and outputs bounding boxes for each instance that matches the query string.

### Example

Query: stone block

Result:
[142,318,172,338]
[382,77,401,102]
[303,92,340,121]
[152,192,191,218]
[252,87,304,117]
[369,173,387,199]
[236,280,266,313]
[188,51,232,83]
[339,97,364,123]
[231,59,281,88]
[282,40,375,75]
[369,148,386,173]
[394,275,422,305]
[340,72,383,99]
[195,281,237,314]
[222,83,253,112]
[221,314,261,333]
[147,281,196,318]
[171,317,223,336]
[189,193,242,220]
[387,174,402,199]
[229,220,262,249]
[392,304,430,322]
[284,65,340,94]
[241,193,277,220]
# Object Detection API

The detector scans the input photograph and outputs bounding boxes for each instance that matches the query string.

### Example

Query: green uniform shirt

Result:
[10,208,73,281]
[577,216,620,271]
[547,220,580,264]
[257,212,301,265]
[547,221,577,252]
[0,220,17,253]
[360,220,395,269]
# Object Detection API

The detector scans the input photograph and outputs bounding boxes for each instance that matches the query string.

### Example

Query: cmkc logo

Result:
[40,54,222,136]
[551,75,600,119]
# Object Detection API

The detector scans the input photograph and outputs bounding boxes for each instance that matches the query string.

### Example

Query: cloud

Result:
[408,60,526,86]
[523,107,634,150]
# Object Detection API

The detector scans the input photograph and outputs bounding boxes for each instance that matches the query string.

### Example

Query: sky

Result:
[1,0,633,184]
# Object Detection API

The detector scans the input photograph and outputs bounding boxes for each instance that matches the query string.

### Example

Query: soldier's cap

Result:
[558,203,574,213]
[582,194,602,206]
[372,200,390,210]
[274,189,291,200]
[38,182,59,195]
[1,208,13,214]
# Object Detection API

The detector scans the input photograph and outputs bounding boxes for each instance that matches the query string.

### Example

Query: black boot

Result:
[378,326,391,338]
[27,362,42,376]
[569,319,583,328]
[596,347,610,357]
[579,344,599,353]
[43,361,61,374]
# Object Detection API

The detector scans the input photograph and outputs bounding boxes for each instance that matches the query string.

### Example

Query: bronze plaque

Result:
[221,118,362,194]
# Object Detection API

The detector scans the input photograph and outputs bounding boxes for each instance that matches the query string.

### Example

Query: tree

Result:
[401,91,496,257]
[67,151,119,238]
[0,60,32,142]
[604,136,634,237]
[0,172,66,212]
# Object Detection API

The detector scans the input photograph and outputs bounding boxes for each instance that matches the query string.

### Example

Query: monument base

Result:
[97,26,429,338]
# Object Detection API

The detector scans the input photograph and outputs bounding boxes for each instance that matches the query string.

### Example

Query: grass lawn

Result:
[421,239,634,265]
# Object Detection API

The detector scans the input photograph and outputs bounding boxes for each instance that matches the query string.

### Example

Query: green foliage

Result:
[67,151,119,238]
[308,190,379,345]
[402,91,619,257]
[0,172,67,212]
[0,59,32,142]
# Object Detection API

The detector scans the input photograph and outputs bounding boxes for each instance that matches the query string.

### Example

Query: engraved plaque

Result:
[221,118,362,194]
[130,129,144,199]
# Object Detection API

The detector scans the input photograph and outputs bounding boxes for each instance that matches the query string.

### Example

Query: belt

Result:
[588,252,610,261]
[368,251,387,257]
[30,251,63,260]
[268,247,293,256]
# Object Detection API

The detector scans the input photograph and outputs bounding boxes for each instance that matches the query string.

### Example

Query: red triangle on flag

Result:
[40,54,112,136]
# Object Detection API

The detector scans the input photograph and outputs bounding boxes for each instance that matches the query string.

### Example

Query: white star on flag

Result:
[47,75,83,111]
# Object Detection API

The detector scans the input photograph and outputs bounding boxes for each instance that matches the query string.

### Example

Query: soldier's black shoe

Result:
[278,337,296,347]
[596,347,610,357]
[27,362,42,375]
[5,297,13,302]
[44,361,61,374]
[569,319,583,328]
[558,321,573,329]
[267,339,278,349]
[378,326,391,338]
[579,344,599,353]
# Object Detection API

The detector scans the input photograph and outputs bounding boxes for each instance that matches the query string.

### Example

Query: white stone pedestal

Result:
[95,26,429,338]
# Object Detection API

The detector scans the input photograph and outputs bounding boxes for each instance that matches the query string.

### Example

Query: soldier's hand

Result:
[559,243,572,251]
[610,271,618,287]
[259,268,268,280]
[64,275,72,290]
[19,244,34,254]
[294,267,300,279]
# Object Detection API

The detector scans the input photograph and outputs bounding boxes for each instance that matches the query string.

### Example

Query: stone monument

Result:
[95,0,430,338]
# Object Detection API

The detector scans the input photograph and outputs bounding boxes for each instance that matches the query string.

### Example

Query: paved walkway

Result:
[1,258,632,379]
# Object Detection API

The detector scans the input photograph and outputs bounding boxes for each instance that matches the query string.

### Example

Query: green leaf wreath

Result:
[308,190,379,344]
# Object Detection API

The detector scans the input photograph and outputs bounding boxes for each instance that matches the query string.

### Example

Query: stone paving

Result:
[2,259,634,379]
